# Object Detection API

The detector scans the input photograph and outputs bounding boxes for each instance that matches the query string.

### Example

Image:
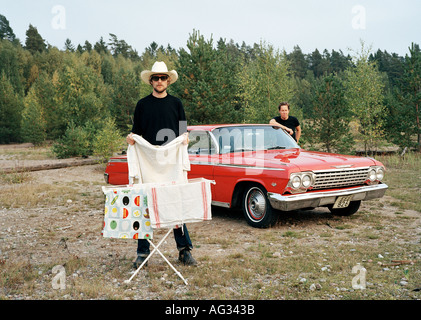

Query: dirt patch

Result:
[1,146,420,300]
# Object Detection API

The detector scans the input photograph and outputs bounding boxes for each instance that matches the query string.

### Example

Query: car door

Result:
[187,130,218,194]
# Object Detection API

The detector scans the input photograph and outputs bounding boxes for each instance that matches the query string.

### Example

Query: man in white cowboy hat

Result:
[126,61,197,267]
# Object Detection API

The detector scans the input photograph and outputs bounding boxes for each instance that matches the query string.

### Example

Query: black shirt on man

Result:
[131,94,187,146]
[272,115,300,141]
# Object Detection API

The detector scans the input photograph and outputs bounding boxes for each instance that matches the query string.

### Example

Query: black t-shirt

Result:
[272,116,300,141]
[131,94,187,146]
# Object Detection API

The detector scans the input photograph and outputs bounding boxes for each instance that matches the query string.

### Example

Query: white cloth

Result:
[127,134,190,184]
[147,178,213,229]
[126,134,213,229]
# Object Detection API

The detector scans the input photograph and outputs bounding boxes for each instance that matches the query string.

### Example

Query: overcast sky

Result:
[2,0,420,57]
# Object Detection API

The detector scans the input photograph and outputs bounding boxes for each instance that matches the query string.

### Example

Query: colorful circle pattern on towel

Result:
[102,187,152,239]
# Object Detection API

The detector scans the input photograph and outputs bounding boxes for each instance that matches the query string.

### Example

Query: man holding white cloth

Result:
[126,61,196,267]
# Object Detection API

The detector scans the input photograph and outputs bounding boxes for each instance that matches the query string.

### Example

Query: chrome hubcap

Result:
[247,188,266,221]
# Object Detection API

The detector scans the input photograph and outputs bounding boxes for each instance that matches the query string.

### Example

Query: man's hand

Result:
[269,120,293,136]
[126,133,135,145]
[285,127,293,135]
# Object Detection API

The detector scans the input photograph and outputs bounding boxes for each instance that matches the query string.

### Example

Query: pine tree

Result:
[0,14,16,41]
[94,36,108,54]
[344,43,386,154]
[369,49,404,88]
[111,67,140,132]
[64,38,75,52]
[0,39,25,93]
[308,49,330,78]
[83,40,92,52]
[25,24,46,54]
[108,33,138,59]
[173,30,241,124]
[397,43,421,151]
[21,86,47,144]
[287,46,308,79]
[239,41,294,124]
[308,73,352,153]
[0,72,22,143]
[329,49,352,74]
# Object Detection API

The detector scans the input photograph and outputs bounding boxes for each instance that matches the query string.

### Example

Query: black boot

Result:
[178,249,197,266]
[133,254,148,268]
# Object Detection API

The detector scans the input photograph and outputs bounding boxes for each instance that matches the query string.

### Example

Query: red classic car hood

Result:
[109,149,379,173]
[242,149,378,172]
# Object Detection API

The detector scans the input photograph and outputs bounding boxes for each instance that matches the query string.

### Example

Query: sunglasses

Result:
[151,75,169,82]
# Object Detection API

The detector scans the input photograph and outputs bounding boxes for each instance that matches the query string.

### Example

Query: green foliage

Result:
[369,49,404,88]
[395,43,421,151]
[173,30,242,124]
[57,64,104,125]
[0,39,25,94]
[21,86,46,145]
[306,73,353,153]
[25,24,46,55]
[51,121,92,158]
[0,72,22,143]
[108,33,139,60]
[0,14,16,41]
[239,42,294,124]
[287,46,308,79]
[92,118,124,162]
[34,47,65,77]
[52,118,124,160]
[110,67,140,132]
[309,49,331,78]
[28,71,61,139]
[0,12,420,155]
[291,73,315,119]
[344,43,387,154]
[64,38,75,52]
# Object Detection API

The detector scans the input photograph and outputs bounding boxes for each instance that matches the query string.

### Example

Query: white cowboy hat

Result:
[140,61,178,85]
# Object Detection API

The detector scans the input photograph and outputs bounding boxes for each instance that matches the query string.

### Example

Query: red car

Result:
[104,124,388,228]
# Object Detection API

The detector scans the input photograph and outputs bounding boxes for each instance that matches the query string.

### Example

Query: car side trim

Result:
[267,183,388,212]
[190,161,285,171]
[211,201,231,208]
[218,164,286,171]
[108,158,127,163]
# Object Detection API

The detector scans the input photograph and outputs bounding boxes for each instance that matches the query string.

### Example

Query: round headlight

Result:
[302,174,312,188]
[376,167,384,181]
[291,175,301,189]
[368,169,377,182]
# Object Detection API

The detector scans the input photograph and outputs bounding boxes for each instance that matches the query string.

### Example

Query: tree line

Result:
[0,14,420,159]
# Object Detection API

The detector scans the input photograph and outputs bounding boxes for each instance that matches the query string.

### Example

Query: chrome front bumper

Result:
[267,183,388,212]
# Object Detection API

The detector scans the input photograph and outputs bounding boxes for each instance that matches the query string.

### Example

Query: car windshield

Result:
[212,125,299,154]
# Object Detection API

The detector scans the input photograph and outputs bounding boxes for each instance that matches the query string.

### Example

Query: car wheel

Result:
[242,184,277,228]
[328,200,361,216]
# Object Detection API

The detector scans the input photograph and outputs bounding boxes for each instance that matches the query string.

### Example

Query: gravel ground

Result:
[1,147,420,301]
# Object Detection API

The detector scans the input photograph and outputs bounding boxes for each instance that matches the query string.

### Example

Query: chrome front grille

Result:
[313,167,369,190]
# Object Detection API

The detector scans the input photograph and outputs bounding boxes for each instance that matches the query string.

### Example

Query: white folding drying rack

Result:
[125,227,188,285]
